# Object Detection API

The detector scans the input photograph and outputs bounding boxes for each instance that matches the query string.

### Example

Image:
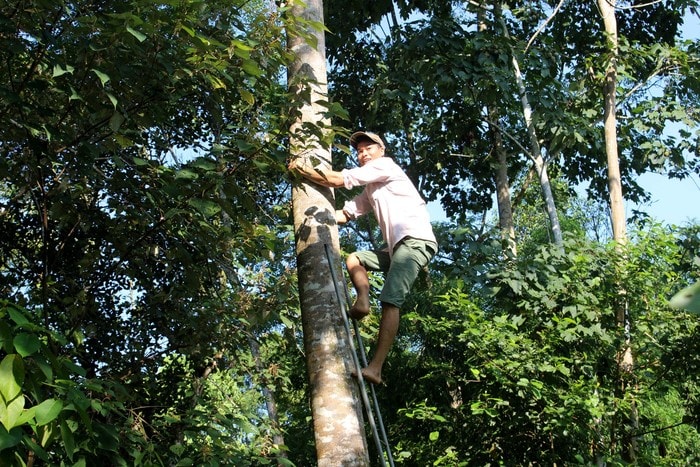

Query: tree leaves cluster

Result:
[0,0,305,464]
[0,0,699,465]
[325,0,700,218]
[370,225,700,465]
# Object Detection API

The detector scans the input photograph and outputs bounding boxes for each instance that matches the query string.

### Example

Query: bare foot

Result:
[349,296,370,320]
[351,366,383,385]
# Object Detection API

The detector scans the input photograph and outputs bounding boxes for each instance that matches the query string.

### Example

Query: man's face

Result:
[355,140,384,166]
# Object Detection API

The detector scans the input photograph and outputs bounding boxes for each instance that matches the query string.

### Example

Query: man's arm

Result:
[288,157,344,188]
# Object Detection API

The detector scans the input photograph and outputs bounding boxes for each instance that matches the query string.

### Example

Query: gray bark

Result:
[496,3,564,248]
[286,1,370,464]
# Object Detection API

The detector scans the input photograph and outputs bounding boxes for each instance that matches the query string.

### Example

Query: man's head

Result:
[350,131,385,150]
[350,131,385,166]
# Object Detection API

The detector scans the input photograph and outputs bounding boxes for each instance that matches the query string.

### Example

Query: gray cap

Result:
[349,131,385,149]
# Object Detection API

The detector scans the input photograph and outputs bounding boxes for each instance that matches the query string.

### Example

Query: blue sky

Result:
[631,173,699,226]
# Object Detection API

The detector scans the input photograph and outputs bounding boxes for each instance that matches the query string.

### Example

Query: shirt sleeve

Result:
[342,190,372,220]
[341,161,391,190]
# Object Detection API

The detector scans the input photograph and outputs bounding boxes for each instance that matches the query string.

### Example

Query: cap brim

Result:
[350,131,385,149]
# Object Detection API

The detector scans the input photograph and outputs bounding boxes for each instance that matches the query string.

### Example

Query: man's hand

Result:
[288,156,345,188]
[335,209,349,225]
[287,157,307,174]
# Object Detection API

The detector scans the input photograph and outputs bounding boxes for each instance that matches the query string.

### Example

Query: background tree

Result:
[0,0,301,463]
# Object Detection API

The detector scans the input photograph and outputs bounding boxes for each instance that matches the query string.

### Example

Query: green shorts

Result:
[353,237,437,308]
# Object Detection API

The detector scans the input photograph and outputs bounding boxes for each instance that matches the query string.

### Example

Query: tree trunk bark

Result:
[495,3,564,248]
[494,130,517,256]
[248,337,288,465]
[480,8,517,257]
[598,0,627,245]
[597,0,636,462]
[286,1,370,465]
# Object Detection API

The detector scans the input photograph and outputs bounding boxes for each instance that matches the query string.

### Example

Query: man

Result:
[288,131,438,385]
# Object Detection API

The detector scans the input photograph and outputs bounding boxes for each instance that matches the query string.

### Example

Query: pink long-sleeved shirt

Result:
[341,157,437,254]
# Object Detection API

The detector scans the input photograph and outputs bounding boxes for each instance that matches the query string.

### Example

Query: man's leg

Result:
[346,253,371,320]
[358,239,435,384]
[360,302,399,385]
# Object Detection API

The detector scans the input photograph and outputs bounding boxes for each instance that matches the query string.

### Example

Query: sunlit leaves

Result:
[126,26,147,42]
[0,0,300,464]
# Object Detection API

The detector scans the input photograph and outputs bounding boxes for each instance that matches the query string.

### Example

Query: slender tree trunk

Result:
[286,1,370,465]
[598,0,627,245]
[479,8,516,257]
[248,337,288,465]
[495,2,564,248]
[494,129,517,256]
[597,0,637,462]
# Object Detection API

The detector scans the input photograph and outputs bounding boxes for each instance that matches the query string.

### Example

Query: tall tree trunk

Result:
[597,0,636,462]
[494,128,517,256]
[598,0,627,245]
[286,1,370,465]
[495,2,564,248]
[480,8,517,257]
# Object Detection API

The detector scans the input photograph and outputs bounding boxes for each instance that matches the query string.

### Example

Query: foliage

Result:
[325,0,700,217]
[0,301,129,464]
[356,226,700,465]
[0,0,306,464]
[0,0,699,464]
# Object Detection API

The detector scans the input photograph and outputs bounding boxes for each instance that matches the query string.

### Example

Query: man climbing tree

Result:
[289,130,438,385]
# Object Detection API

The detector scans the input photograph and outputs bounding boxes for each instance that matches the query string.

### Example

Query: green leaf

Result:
[52,64,74,77]
[239,88,255,105]
[109,112,124,132]
[175,169,198,180]
[34,399,63,426]
[114,134,134,147]
[61,420,76,461]
[242,59,263,77]
[0,426,22,451]
[0,392,25,431]
[94,422,119,451]
[252,159,269,171]
[91,69,110,86]
[0,355,24,403]
[207,75,227,89]
[7,306,29,326]
[107,93,119,110]
[164,208,188,219]
[69,85,82,101]
[13,333,40,357]
[14,404,35,427]
[23,435,49,462]
[187,198,221,217]
[669,281,700,314]
[60,359,87,377]
[126,26,147,42]
[0,322,12,353]
[190,159,217,170]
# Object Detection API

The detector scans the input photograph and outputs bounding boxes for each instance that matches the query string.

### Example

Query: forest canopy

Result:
[0,0,698,465]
